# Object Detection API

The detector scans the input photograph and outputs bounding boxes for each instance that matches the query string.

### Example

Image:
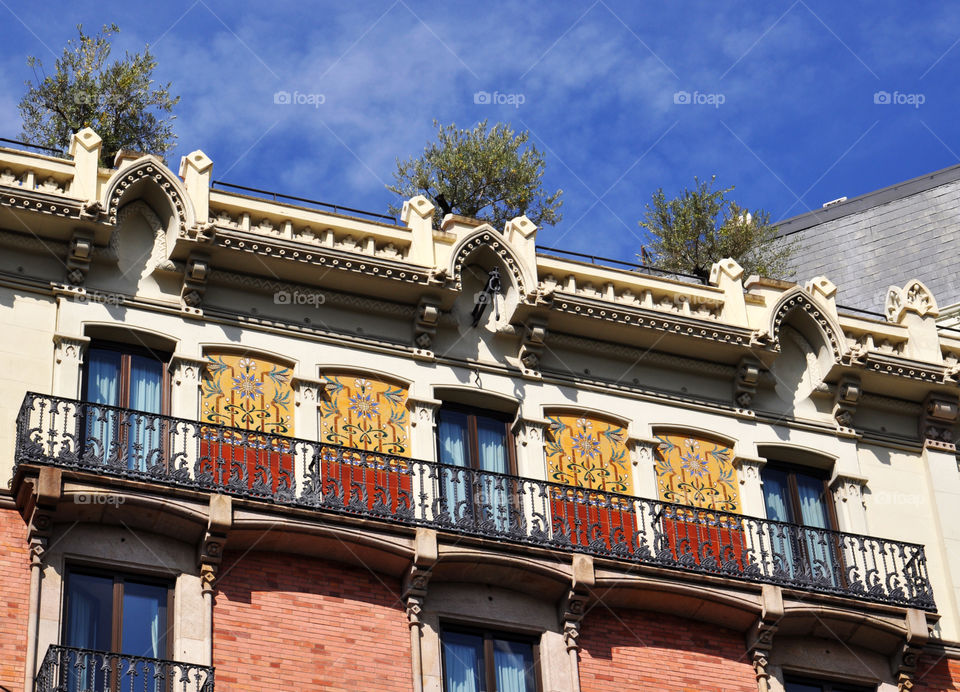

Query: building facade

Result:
[2,129,960,691]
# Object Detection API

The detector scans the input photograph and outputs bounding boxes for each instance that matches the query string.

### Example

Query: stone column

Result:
[404,529,438,692]
[745,585,783,692]
[293,376,327,441]
[24,468,60,692]
[628,437,660,500]
[558,555,594,692]
[830,474,868,534]
[52,333,90,399]
[734,456,767,518]
[198,495,231,668]
[512,416,549,480]
[169,355,207,420]
[408,399,441,462]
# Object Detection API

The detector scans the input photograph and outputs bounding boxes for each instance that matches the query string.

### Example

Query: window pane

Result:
[442,631,483,692]
[476,416,508,474]
[128,355,164,414]
[121,581,167,659]
[785,682,822,692]
[493,638,535,692]
[65,573,113,651]
[761,468,793,523]
[438,411,470,467]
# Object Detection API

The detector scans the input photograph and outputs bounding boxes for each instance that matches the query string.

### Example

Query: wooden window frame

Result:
[81,340,172,415]
[784,672,876,692]
[439,623,542,692]
[761,461,840,530]
[62,566,176,659]
[435,403,518,475]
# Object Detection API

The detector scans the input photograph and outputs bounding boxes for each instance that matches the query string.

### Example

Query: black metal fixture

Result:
[470,267,502,327]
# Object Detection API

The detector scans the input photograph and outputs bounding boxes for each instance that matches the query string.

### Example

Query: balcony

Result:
[15,392,936,610]
[35,645,214,692]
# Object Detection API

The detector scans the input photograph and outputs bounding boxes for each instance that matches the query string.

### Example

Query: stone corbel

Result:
[413,297,441,359]
[919,392,959,451]
[892,609,931,691]
[560,556,594,692]
[293,376,329,407]
[66,229,95,285]
[404,529,438,692]
[181,252,210,312]
[518,317,548,378]
[198,495,232,591]
[833,375,862,430]
[733,356,761,410]
[746,585,783,692]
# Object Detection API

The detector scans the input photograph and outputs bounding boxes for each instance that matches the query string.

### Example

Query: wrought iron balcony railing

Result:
[35,645,214,692]
[15,392,936,610]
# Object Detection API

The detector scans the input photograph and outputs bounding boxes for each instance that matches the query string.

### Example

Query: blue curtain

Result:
[477,417,510,531]
[127,355,163,471]
[86,349,121,465]
[796,474,838,586]
[493,639,534,692]
[442,632,482,692]
[66,573,113,691]
[761,468,797,577]
[438,412,470,521]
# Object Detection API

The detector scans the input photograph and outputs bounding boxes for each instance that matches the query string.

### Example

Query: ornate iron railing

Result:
[35,645,214,692]
[15,392,936,610]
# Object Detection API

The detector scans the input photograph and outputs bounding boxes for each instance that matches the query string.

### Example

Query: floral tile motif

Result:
[545,414,631,495]
[654,433,739,512]
[202,353,293,435]
[320,374,409,456]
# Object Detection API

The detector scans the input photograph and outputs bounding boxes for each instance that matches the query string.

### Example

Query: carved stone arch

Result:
[447,226,535,297]
[768,286,844,362]
[115,200,176,272]
[101,156,196,233]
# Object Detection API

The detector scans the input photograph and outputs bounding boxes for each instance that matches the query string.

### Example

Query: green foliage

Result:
[638,176,795,280]
[19,24,179,165]
[387,120,563,229]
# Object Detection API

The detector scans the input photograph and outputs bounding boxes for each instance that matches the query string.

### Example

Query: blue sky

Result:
[2,1,958,262]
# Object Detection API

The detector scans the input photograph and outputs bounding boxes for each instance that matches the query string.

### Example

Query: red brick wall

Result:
[578,607,757,692]
[213,550,412,692]
[0,505,30,690]
[915,654,960,691]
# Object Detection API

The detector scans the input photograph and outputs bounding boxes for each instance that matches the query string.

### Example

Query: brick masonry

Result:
[915,654,960,691]
[782,179,960,312]
[0,506,30,690]
[577,608,757,692]
[212,550,412,692]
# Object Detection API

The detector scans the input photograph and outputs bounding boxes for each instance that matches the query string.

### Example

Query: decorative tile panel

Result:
[202,354,294,435]
[320,375,409,456]
[545,414,632,495]
[654,433,739,512]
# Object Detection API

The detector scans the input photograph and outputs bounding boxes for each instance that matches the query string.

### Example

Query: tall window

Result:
[441,626,539,692]
[784,674,875,691]
[436,406,516,530]
[64,569,172,688]
[761,463,840,586]
[83,342,169,470]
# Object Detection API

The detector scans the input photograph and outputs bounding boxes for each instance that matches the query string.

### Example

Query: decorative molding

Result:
[886,280,939,322]
[105,159,189,232]
[551,292,754,346]
[733,356,761,409]
[518,317,548,377]
[407,398,441,428]
[512,417,549,447]
[0,186,83,220]
[169,355,208,386]
[413,297,441,357]
[117,200,176,272]
[449,228,530,297]
[66,228,94,285]
[833,375,862,430]
[892,609,932,691]
[830,473,867,508]
[53,333,90,365]
[863,352,945,384]
[558,588,589,653]
[919,392,958,450]
[181,252,210,312]
[733,456,766,484]
[769,289,844,362]
[292,376,329,406]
